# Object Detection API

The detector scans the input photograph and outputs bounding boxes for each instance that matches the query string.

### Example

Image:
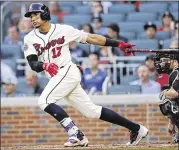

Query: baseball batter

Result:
[24,3,148,147]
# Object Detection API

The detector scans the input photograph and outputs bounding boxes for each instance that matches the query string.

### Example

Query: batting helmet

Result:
[24,3,51,21]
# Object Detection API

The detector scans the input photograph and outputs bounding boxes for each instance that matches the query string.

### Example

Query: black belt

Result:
[60,66,64,69]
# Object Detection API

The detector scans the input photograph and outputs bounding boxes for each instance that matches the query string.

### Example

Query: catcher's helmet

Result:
[24,3,51,21]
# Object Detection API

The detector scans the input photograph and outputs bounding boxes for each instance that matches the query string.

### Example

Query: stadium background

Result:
[1,0,178,148]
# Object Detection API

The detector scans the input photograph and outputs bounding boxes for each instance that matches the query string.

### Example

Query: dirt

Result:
[1,143,178,150]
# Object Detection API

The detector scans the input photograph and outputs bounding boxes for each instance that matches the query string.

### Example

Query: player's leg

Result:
[38,65,87,146]
[67,83,148,145]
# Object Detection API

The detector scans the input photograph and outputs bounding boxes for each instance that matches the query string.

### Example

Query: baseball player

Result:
[24,3,148,147]
[155,53,179,143]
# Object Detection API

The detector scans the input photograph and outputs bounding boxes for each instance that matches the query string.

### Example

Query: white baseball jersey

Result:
[24,23,88,76]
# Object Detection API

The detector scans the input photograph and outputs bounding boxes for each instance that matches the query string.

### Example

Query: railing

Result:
[16,56,145,84]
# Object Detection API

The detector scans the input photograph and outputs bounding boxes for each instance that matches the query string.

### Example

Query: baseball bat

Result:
[127,48,179,54]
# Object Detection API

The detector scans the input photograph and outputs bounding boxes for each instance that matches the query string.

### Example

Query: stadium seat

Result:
[108,85,141,94]
[171,12,179,20]
[63,15,90,25]
[139,3,168,13]
[156,32,170,41]
[122,75,139,85]
[136,33,146,39]
[49,15,59,23]
[162,39,171,49]
[127,12,157,22]
[169,2,179,12]
[75,5,91,14]
[59,1,82,7]
[101,14,125,26]
[118,22,145,32]
[153,21,162,27]
[120,32,136,40]
[129,39,159,56]
[61,6,73,13]
[108,4,135,14]
[76,43,90,53]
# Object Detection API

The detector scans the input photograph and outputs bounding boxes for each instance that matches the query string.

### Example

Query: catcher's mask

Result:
[154,53,173,74]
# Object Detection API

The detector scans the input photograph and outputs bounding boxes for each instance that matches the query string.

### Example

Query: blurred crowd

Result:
[1,1,178,97]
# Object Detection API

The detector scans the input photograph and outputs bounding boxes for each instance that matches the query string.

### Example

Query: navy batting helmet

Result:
[24,3,51,21]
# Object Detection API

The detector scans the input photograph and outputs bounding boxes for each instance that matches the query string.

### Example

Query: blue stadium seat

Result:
[169,2,179,12]
[61,6,73,13]
[122,75,139,85]
[75,5,91,14]
[139,3,168,13]
[49,15,59,23]
[129,39,159,49]
[76,43,90,53]
[108,4,135,14]
[127,12,157,22]
[136,33,146,39]
[59,1,82,7]
[16,77,29,94]
[118,22,145,32]
[171,12,179,20]
[162,39,171,49]
[129,39,159,56]
[38,76,49,89]
[63,15,90,25]
[120,32,136,40]
[108,85,141,94]
[156,32,170,41]
[101,14,125,26]
[63,23,80,29]
[153,21,162,27]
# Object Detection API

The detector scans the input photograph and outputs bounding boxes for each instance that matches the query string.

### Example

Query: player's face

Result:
[30,13,44,28]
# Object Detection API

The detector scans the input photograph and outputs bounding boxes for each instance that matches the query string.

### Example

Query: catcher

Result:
[154,52,179,143]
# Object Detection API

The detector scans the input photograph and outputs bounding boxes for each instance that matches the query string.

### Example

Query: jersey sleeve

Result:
[65,25,89,43]
[169,70,179,92]
[23,35,37,58]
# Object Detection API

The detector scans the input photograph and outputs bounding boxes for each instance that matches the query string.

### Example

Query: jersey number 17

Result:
[52,46,62,58]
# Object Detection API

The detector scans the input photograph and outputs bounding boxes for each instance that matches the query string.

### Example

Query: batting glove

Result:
[118,41,136,56]
[43,63,59,77]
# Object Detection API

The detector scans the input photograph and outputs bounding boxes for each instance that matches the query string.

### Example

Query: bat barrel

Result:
[127,48,179,54]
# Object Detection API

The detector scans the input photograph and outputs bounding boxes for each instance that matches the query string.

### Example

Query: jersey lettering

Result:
[33,36,65,56]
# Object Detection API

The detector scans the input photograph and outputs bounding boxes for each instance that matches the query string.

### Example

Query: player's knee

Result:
[83,105,102,119]
[38,97,48,111]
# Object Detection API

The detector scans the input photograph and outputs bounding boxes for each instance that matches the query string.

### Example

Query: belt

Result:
[60,66,64,69]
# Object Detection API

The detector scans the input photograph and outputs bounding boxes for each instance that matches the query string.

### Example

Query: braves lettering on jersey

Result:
[24,24,88,76]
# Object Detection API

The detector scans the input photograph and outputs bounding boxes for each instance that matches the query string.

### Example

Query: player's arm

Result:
[86,34,135,56]
[26,54,44,72]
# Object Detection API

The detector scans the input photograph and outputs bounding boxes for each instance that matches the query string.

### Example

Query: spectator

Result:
[1,71,25,97]
[144,22,157,40]
[172,20,178,40]
[98,46,113,64]
[107,23,128,42]
[91,1,103,17]
[82,53,107,93]
[11,13,21,26]
[107,24,128,56]
[170,40,179,49]
[145,54,157,78]
[130,65,161,94]
[3,26,23,46]
[158,11,175,33]
[81,24,94,33]
[69,41,89,58]
[18,17,33,38]
[49,1,68,23]
[26,71,43,95]
[91,16,107,35]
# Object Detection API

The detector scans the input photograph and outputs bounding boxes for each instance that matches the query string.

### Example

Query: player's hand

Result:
[43,63,59,77]
[118,41,136,56]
